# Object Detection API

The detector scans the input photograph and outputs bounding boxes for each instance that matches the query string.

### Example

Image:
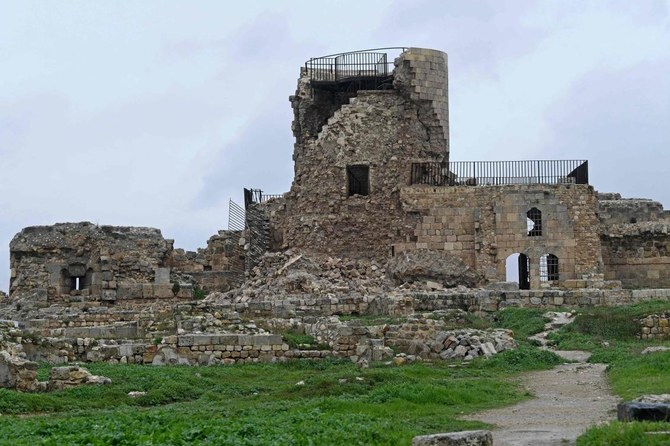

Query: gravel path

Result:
[464,350,619,445]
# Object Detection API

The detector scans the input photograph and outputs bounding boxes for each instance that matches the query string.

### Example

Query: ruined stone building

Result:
[7,47,670,310]
[2,47,670,372]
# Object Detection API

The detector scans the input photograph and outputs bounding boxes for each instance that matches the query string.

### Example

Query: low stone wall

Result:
[18,333,337,366]
[640,313,670,340]
[412,288,670,314]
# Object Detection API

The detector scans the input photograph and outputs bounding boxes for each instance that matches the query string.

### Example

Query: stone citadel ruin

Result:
[2,47,670,375]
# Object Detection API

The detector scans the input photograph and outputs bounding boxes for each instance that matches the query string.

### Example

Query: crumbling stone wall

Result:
[10,223,244,307]
[278,48,449,260]
[598,193,670,289]
[601,223,670,288]
[598,193,670,225]
[10,223,174,304]
[397,184,603,286]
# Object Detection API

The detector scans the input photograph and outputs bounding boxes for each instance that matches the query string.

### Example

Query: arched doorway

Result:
[506,253,530,290]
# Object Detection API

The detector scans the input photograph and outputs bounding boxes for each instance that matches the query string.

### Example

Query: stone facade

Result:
[4,46,670,375]
[9,223,244,309]
[397,184,602,287]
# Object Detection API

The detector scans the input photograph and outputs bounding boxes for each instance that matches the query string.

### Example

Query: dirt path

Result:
[464,318,620,445]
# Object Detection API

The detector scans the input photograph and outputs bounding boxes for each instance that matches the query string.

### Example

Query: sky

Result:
[0,0,669,292]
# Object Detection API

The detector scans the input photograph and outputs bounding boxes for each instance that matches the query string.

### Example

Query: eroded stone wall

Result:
[598,193,670,225]
[278,48,449,260]
[598,193,670,289]
[601,223,670,288]
[9,223,243,307]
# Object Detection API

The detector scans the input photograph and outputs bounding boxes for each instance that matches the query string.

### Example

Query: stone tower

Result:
[281,47,450,259]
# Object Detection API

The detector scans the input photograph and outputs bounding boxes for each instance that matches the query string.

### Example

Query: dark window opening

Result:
[540,254,559,282]
[527,207,542,236]
[347,165,369,196]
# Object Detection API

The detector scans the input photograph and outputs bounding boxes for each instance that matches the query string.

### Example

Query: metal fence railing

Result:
[228,199,245,231]
[410,160,589,187]
[243,188,284,209]
[305,47,407,83]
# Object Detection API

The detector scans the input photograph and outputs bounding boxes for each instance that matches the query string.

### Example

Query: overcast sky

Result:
[1,1,669,292]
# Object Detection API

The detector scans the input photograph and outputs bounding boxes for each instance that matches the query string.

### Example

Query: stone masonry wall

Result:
[601,223,670,288]
[639,313,670,340]
[279,48,449,261]
[598,193,670,289]
[598,193,670,226]
[397,184,603,286]
[10,223,244,308]
[393,47,449,154]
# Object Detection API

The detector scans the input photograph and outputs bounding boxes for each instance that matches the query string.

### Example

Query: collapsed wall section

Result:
[598,193,670,225]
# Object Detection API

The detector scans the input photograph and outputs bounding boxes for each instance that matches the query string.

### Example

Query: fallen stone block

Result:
[47,366,111,391]
[618,401,670,422]
[412,430,493,445]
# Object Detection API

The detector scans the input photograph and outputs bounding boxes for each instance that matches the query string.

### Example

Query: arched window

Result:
[527,208,542,236]
[540,254,559,282]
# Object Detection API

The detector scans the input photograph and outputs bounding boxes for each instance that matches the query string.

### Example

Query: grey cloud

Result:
[544,58,670,204]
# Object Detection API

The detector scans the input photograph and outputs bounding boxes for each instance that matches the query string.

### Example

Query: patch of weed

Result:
[578,421,670,445]
[494,308,547,339]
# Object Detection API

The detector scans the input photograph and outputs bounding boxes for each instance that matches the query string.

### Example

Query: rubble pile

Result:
[386,250,484,289]
[212,251,388,302]
[389,324,516,362]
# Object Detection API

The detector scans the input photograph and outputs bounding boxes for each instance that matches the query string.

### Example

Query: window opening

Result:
[347,165,369,196]
[540,254,559,282]
[72,276,85,291]
[527,208,542,236]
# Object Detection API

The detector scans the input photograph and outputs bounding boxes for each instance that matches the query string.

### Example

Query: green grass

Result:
[493,307,547,339]
[577,422,670,446]
[0,349,563,445]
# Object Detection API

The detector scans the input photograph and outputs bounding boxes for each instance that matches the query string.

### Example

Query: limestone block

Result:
[101,290,117,302]
[412,430,493,446]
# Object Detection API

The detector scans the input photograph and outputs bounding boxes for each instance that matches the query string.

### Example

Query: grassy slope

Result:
[23,303,670,445]
[0,346,560,446]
